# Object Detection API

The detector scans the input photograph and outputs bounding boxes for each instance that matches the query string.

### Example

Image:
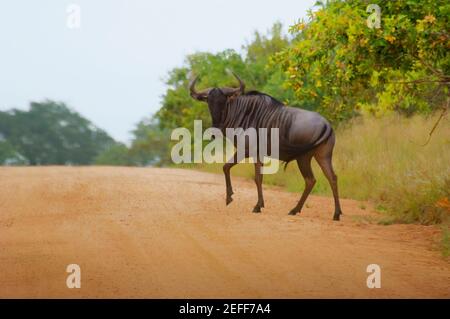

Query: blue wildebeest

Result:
[189,73,343,220]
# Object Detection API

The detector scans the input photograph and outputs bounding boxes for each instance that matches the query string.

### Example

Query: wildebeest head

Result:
[189,73,245,128]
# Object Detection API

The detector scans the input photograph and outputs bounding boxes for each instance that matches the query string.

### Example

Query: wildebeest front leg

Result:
[253,161,264,213]
[223,153,238,205]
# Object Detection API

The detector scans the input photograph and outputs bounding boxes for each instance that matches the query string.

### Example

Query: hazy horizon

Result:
[0,0,316,143]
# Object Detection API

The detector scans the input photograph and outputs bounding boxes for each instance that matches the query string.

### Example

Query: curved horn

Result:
[189,75,209,101]
[232,72,245,94]
[189,75,200,98]
[221,72,246,96]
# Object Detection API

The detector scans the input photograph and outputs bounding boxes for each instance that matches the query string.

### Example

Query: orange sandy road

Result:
[0,166,449,298]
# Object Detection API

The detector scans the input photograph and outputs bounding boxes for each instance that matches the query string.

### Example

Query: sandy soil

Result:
[0,166,449,298]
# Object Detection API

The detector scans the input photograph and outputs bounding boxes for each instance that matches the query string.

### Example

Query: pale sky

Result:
[0,0,316,143]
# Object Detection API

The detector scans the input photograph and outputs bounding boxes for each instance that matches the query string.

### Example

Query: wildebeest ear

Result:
[192,92,209,102]
[221,87,243,98]
[190,89,210,102]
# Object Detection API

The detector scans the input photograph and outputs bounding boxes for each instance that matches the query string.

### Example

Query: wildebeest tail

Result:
[282,122,333,170]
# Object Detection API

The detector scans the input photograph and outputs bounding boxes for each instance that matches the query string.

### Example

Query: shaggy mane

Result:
[222,91,289,131]
[243,90,285,107]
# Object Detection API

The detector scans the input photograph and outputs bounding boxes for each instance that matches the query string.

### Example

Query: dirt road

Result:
[0,166,448,298]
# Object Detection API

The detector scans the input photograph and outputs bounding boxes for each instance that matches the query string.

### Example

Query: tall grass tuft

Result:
[330,115,450,225]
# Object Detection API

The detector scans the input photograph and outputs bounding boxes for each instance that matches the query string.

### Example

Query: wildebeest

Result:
[189,73,343,220]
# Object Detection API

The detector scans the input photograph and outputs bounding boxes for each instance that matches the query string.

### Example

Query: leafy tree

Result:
[156,22,295,132]
[274,0,449,122]
[0,100,117,165]
[94,116,173,167]
[243,22,299,105]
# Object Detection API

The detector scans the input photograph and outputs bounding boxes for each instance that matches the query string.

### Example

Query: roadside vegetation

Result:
[184,115,450,226]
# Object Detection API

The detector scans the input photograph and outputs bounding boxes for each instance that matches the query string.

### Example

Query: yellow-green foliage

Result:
[182,115,450,225]
[275,0,449,121]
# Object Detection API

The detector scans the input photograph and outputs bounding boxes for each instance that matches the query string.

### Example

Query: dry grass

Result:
[181,114,450,227]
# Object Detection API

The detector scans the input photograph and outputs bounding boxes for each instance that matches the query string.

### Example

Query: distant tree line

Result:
[0,101,115,165]
[0,101,170,166]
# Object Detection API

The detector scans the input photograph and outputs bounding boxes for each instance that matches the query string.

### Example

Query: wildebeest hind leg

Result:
[288,154,315,215]
[314,135,343,221]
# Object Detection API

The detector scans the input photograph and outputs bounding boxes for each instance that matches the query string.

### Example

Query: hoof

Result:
[252,206,261,213]
[333,210,342,221]
[226,196,233,205]
[288,209,298,216]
